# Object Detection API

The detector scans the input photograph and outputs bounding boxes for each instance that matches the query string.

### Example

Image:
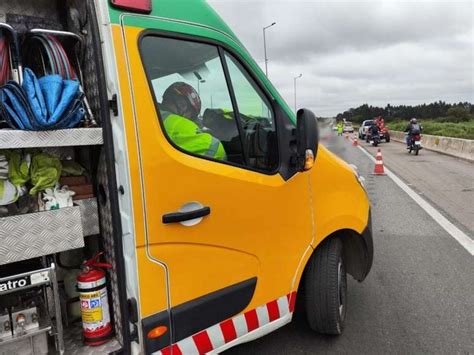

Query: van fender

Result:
[292,209,373,295]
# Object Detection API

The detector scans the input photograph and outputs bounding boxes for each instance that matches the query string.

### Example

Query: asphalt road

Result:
[227,134,474,354]
[362,138,474,234]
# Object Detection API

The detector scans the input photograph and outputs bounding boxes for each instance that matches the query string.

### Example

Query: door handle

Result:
[162,206,211,224]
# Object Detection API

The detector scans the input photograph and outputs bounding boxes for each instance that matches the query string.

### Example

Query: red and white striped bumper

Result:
[158,292,297,354]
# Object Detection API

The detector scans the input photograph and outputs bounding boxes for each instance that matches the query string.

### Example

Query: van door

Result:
[119,16,313,352]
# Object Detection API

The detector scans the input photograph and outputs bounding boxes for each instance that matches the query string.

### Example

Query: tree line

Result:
[336,101,473,123]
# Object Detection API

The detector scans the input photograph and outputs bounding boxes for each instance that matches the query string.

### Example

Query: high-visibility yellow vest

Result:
[161,111,227,160]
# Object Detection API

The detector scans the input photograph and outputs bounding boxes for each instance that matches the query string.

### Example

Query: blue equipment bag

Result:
[0,68,85,130]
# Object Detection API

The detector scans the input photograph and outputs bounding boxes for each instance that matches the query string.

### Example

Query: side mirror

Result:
[296,108,319,171]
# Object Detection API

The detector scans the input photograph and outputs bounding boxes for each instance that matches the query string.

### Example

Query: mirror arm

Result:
[273,100,299,180]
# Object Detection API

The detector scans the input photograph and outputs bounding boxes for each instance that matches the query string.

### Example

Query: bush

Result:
[386,121,406,132]
[446,107,471,122]
[387,119,474,139]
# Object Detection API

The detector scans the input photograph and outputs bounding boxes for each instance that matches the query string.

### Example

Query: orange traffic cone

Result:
[352,135,359,146]
[372,148,386,175]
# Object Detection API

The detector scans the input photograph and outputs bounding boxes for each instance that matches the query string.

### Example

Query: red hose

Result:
[0,35,10,85]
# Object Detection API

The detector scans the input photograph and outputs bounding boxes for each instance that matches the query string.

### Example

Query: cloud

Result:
[209,0,473,116]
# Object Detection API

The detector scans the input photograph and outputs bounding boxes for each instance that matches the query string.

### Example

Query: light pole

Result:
[194,71,205,95]
[197,79,205,95]
[263,22,276,77]
[294,73,302,113]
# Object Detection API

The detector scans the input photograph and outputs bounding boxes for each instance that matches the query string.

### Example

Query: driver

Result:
[160,82,226,160]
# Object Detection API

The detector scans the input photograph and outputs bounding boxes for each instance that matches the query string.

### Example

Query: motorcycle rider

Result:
[369,120,380,141]
[404,118,422,148]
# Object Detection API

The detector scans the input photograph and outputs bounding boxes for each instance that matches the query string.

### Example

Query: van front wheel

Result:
[304,238,347,335]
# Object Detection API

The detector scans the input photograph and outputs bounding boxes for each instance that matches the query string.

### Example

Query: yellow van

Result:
[0,0,372,354]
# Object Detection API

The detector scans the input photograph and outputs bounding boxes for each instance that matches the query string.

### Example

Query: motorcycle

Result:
[408,134,422,155]
[370,134,380,147]
[366,128,381,146]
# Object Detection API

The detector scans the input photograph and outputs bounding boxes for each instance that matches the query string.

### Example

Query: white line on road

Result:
[357,145,474,256]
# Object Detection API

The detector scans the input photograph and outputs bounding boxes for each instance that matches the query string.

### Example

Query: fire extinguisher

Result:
[77,252,113,346]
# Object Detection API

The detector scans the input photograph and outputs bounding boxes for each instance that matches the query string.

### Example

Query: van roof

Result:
[109,0,242,45]
[108,0,296,122]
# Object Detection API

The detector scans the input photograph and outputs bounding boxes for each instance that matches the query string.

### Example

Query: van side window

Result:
[140,35,279,172]
[140,36,245,164]
[224,53,278,171]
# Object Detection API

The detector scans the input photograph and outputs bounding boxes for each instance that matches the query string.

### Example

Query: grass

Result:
[387,120,474,140]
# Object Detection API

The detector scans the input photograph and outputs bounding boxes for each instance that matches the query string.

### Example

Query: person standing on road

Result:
[404,118,422,147]
[337,121,344,136]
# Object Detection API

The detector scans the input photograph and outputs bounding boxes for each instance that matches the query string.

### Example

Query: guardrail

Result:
[390,131,474,162]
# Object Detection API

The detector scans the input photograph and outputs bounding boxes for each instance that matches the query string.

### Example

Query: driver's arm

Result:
[164,113,227,160]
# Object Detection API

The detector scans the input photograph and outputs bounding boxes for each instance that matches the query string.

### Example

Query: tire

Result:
[408,146,412,154]
[373,141,378,147]
[386,134,390,143]
[304,238,347,335]
[415,147,419,155]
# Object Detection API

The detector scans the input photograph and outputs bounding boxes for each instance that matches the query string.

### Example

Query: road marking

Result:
[357,145,474,256]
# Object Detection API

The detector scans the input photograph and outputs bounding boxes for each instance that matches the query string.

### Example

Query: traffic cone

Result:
[372,148,386,175]
[352,134,359,146]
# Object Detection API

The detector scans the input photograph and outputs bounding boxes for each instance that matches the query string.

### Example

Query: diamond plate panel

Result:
[0,128,103,149]
[0,207,84,265]
[98,151,123,345]
[81,0,102,122]
[76,198,99,237]
[63,322,122,355]
[0,331,48,354]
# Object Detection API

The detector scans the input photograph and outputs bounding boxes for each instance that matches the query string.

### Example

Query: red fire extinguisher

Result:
[77,252,113,346]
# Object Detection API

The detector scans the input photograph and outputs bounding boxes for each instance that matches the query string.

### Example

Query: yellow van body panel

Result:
[112,25,170,316]
[284,146,370,294]
[112,22,369,321]
[312,145,370,245]
[114,25,315,318]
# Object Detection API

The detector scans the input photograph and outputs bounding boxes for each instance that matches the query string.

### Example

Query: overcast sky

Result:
[208,0,474,116]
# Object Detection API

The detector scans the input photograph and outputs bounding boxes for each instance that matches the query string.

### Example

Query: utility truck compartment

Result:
[0,1,125,354]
